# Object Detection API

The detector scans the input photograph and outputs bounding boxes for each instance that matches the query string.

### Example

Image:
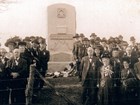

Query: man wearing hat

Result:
[23,37,32,49]
[72,34,80,61]
[101,37,108,51]
[129,36,138,51]
[79,33,85,39]
[119,41,128,58]
[5,39,16,53]
[76,34,86,81]
[118,35,123,42]
[29,39,41,96]
[110,48,121,105]
[83,37,90,49]
[72,34,81,80]
[18,41,33,72]
[90,33,97,40]
[122,46,138,70]
[37,40,50,90]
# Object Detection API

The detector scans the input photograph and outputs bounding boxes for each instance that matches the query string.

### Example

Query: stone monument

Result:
[47,3,76,72]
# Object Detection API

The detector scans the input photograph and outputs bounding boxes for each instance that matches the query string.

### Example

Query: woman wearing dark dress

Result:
[98,53,114,105]
[121,58,138,105]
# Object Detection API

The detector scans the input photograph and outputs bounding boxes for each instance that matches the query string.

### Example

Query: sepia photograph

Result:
[0,0,140,105]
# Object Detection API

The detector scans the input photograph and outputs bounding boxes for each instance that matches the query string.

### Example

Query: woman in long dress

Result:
[98,53,114,105]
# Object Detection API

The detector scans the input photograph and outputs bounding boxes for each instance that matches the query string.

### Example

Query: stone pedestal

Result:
[47,3,76,72]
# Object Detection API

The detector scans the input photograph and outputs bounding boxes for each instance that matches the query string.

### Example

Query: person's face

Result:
[130,40,135,45]
[86,41,90,46]
[101,42,106,46]
[119,37,123,41]
[13,49,20,58]
[83,41,86,45]
[74,38,79,41]
[122,45,127,51]
[102,58,110,66]
[112,50,119,57]
[126,47,132,54]
[79,37,83,42]
[90,36,96,39]
[39,43,46,49]
[123,61,129,69]
[8,44,15,52]
[95,48,100,56]
[19,45,26,53]
[0,50,6,57]
[87,48,94,56]
[26,42,32,48]
[32,43,38,49]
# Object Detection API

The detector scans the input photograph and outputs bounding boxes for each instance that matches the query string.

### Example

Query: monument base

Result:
[48,62,72,72]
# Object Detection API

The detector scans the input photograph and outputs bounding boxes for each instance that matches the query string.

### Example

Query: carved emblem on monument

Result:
[57,8,66,18]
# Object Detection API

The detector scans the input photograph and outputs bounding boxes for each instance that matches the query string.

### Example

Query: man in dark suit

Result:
[38,39,50,89]
[6,48,27,105]
[134,55,140,105]
[110,48,121,105]
[122,46,138,69]
[0,48,9,104]
[18,41,32,70]
[80,47,98,105]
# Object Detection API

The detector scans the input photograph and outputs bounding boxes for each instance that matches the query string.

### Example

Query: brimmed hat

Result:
[73,34,79,38]
[101,37,107,43]
[23,37,31,42]
[18,41,27,46]
[82,37,89,41]
[32,39,39,44]
[130,36,135,41]
[90,33,97,37]
[79,33,85,37]
[95,37,101,41]
[5,39,16,47]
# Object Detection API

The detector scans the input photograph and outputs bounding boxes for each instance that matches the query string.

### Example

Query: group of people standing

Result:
[72,33,140,105]
[0,36,50,105]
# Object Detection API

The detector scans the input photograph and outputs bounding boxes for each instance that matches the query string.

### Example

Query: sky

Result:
[0,0,140,48]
